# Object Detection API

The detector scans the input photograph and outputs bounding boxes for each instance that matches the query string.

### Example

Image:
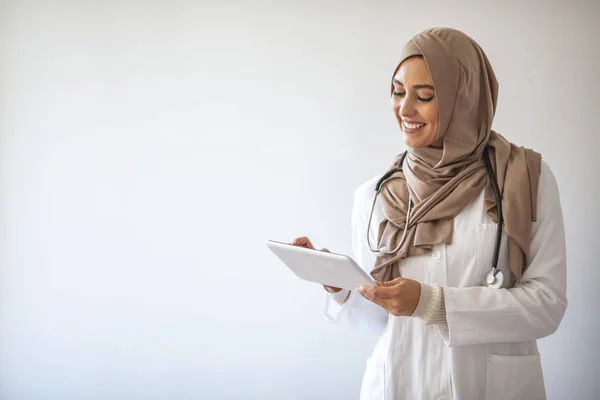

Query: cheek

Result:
[423,105,439,125]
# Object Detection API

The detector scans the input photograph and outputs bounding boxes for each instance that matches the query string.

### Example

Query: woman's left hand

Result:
[357,278,422,317]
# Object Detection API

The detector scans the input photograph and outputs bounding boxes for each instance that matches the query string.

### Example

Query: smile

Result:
[402,121,426,132]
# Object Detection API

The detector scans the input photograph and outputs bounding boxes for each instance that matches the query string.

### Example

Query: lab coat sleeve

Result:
[413,283,448,328]
[440,161,568,347]
[322,183,389,335]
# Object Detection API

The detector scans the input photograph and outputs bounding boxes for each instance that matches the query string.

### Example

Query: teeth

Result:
[403,122,425,129]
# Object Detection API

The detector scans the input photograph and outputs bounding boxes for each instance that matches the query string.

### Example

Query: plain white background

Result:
[1,0,599,399]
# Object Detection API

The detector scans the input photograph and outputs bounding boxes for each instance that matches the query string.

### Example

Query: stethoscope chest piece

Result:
[486,270,504,289]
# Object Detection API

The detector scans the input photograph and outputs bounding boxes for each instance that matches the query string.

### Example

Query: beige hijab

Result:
[370,28,542,283]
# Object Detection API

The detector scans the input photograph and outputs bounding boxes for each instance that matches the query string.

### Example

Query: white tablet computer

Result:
[266,240,375,290]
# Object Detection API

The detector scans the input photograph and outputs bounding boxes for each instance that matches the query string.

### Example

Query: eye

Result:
[392,91,406,98]
[417,95,434,103]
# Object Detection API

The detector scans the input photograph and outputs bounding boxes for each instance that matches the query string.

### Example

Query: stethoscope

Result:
[366,148,505,289]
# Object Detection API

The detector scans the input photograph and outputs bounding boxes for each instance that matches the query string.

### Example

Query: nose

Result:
[398,96,417,118]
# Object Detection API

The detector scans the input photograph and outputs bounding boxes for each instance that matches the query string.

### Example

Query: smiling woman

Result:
[290,27,567,400]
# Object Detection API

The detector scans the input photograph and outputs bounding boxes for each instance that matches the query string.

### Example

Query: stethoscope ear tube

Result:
[368,151,410,254]
[483,148,503,276]
[374,151,408,192]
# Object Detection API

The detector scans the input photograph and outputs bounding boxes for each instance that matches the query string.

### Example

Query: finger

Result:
[372,298,394,312]
[290,236,315,249]
[290,237,305,245]
[357,286,383,306]
[368,285,395,300]
[357,285,391,301]
[320,248,330,253]
[303,237,315,249]
[356,285,373,298]
[357,287,393,310]
[377,277,404,287]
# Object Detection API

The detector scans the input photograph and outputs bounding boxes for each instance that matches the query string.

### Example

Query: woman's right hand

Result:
[289,236,343,293]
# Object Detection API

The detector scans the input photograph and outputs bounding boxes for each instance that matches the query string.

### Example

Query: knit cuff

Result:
[326,288,351,306]
[412,283,448,328]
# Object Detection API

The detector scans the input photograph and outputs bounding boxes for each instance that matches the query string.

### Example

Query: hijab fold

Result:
[370,28,541,284]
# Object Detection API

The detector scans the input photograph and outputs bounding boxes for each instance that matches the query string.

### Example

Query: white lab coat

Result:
[323,160,567,400]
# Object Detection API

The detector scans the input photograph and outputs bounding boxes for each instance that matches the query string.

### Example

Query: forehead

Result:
[393,56,433,84]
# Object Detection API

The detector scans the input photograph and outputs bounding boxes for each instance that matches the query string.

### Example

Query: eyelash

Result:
[392,92,434,103]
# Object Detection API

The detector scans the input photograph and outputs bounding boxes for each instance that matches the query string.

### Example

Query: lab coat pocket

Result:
[485,354,546,400]
[359,357,385,400]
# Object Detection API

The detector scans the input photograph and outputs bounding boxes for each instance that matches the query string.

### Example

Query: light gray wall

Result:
[1,1,598,399]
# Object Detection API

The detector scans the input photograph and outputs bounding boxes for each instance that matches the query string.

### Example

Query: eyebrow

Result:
[392,79,434,90]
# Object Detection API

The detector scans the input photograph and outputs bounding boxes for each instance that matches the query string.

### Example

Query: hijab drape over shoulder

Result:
[370,28,542,283]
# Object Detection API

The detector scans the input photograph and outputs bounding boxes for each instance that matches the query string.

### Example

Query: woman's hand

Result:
[357,278,421,316]
[289,236,342,293]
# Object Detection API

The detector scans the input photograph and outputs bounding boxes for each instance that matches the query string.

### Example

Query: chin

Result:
[402,131,435,149]
[403,137,427,149]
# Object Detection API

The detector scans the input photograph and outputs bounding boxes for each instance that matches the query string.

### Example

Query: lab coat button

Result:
[431,250,441,260]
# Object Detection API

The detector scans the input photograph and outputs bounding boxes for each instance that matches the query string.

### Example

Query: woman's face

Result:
[391,56,441,148]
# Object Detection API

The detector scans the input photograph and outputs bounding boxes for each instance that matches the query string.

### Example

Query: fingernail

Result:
[357,286,364,293]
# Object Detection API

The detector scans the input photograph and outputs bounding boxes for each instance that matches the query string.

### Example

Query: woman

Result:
[291,28,567,400]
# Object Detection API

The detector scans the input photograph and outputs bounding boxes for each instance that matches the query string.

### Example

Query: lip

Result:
[402,120,427,134]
